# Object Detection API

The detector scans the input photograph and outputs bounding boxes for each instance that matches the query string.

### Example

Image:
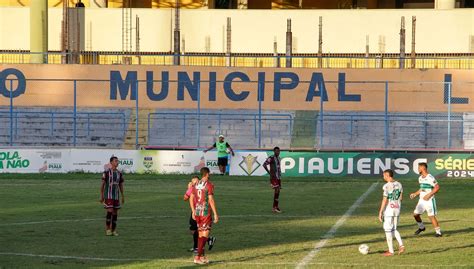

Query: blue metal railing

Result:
[0,111,127,146]
[147,112,293,147]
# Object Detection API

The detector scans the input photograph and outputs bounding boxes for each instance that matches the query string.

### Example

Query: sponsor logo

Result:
[119,159,134,166]
[0,151,30,170]
[143,156,153,170]
[239,154,261,176]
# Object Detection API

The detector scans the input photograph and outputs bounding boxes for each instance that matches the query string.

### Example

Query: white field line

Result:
[295,182,379,269]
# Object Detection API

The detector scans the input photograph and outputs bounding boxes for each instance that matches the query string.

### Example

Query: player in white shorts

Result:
[378,169,405,256]
[410,162,442,237]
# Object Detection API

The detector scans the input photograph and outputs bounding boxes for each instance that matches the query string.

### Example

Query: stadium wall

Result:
[0,148,473,179]
[0,65,472,112]
[0,8,473,53]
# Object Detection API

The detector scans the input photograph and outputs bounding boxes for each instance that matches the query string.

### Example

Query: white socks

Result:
[393,230,403,247]
[417,221,425,229]
[385,232,394,253]
[435,227,442,235]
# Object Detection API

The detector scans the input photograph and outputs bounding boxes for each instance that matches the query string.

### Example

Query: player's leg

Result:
[104,200,114,236]
[393,216,405,254]
[194,217,211,264]
[427,198,442,236]
[217,157,226,175]
[383,216,395,256]
[111,207,119,236]
[189,214,198,252]
[105,208,113,235]
[272,186,281,213]
[207,235,216,251]
[413,201,426,235]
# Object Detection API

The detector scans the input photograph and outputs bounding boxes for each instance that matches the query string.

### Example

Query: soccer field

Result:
[0,174,473,268]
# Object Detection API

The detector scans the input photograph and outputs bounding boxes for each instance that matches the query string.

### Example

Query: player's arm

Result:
[100,173,106,203]
[203,143,216,153]
[183,182,192,201]
[226,143,235,156]
[263,158,271,174]
[100,181,105,203]
[378,196,388,222]
[410,189,421,199]
[119,182,125,204]
[189,193,196,220]
[423,184,439,201]
[208,195,219,224]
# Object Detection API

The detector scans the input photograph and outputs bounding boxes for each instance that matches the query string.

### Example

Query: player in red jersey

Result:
[184,176,216,254]
[189,167,219,265]
[100,156,125,236]
[263,147,282,213]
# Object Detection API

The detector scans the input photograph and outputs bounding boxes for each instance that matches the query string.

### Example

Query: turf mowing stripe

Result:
[0,215,318,226]
[295,182,379,269]
[0,252,150,261]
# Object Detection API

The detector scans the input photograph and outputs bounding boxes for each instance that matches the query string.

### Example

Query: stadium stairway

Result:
[290,111,318,148]
[123,109,155,149]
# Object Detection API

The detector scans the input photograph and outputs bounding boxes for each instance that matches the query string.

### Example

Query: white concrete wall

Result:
[0,7,472,53]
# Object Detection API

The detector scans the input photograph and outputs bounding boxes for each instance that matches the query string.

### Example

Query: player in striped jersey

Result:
[263,147,282,213]
[100,156,125,236]
[378,169,405,256]
[189,167,219,265]
[410,162,442,237]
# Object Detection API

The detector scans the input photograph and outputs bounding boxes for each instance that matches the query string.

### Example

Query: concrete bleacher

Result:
[148,110,465,149]
[0,107,468,149]
[463,113,474,149]
[0,107,130,148]
[148,109,294,149]
[318,112,464,149]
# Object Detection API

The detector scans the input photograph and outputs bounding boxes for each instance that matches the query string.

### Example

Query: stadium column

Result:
[30,0,48,63]
[435,0,455,8]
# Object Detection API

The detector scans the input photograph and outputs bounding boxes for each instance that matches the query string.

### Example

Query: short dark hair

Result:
[110,156,118,162]
[418,162,428,169]
[200,167,210,176]
[191,175,199,180]
[383,169,394,177]
[274,146,280,151]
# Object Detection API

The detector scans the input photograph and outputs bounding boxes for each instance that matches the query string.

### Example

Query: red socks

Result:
[273,190,280,208]
[197,236,208,256]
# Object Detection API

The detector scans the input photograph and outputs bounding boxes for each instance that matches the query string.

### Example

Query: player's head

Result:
[200,167,210,178]
[383,169,394,182]
[110,156,119,168]
[418,162,428,174]
[218,134,225,142]
[273,146,280,157]
[191,175,199,185]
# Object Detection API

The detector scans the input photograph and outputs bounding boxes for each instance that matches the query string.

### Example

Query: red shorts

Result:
[271,178,281,189]
[103,199,121,209]
[195,215,212,231]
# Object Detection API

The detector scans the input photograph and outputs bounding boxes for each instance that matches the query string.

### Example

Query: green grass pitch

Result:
[0,174,473,268]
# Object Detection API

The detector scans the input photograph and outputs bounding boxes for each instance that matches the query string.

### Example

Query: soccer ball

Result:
[358,244,370,255]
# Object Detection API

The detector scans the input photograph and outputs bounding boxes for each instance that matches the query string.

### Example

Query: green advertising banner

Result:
[230,151,474,178]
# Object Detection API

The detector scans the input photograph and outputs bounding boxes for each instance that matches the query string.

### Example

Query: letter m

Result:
[110,71,137,100]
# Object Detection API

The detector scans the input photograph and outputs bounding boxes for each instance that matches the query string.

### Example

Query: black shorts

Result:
[217,157,228,166]
[189,214,198,231]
